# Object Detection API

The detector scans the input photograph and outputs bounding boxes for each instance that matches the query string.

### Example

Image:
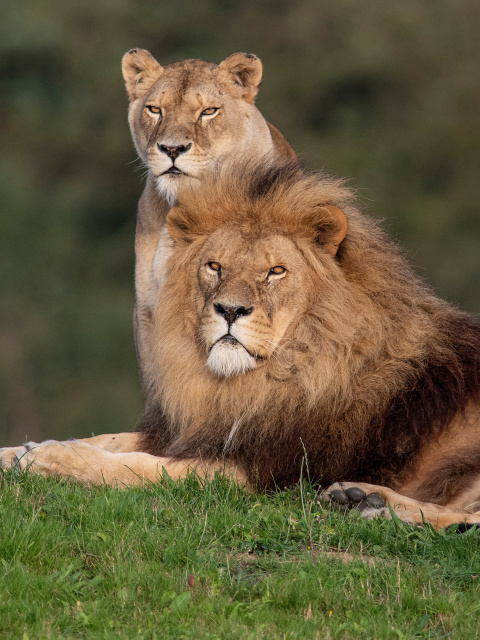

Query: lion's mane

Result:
[136,161,480,491]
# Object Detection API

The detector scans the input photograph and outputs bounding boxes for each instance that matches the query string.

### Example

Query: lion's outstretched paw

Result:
[322,482,390,520]
[0,445,30,470]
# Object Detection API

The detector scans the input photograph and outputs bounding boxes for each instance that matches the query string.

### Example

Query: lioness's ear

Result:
[311,205,348,257]
[122,48,164,101]
[166,206,196,244]
[218,53,263,103]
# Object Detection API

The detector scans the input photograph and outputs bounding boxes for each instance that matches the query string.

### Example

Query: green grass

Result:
[0,470,479,639]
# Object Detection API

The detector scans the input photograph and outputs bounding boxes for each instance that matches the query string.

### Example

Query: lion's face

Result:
[192,227,313,377]
[122,50,272,205]
[163,165,348,380]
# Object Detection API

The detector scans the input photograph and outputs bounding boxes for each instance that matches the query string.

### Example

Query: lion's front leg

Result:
[0,440,172,487]
[0,432,140,469]
[323,481,480,529]
[0,439,248,488]
[77,432,141,453]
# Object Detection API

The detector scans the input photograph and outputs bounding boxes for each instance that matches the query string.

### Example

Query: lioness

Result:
[3,161,480,530]
[121,49,295,404]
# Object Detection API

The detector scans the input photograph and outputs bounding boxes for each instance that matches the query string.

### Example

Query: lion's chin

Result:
[207,339,256,377]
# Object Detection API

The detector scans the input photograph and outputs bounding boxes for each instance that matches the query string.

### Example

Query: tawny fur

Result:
[2,160,480,530]
[136,161,480,503]
[121,49,295,406]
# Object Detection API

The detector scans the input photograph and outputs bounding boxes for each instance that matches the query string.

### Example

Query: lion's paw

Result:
[1,441,81,480]
[322,482,391,520]
[0,445,33,470]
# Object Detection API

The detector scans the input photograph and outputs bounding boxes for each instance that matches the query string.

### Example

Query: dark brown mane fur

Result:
[136,160,480,495]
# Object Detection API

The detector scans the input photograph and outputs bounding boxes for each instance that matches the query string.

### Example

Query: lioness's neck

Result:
[136,174,171,234]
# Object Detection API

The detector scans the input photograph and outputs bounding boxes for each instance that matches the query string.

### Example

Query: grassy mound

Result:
[0,470,478,639]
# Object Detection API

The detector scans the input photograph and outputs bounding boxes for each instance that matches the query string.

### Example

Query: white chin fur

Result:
[207,341,256,377]
[155,176,180,207]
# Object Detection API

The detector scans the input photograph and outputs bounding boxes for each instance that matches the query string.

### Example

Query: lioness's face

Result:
[194,228,311,377]
[135,66,251,202]
[123,51,271,206]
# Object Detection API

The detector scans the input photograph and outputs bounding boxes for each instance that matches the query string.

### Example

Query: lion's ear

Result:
[122,49,163,101]
[218,53,263,103]
[166,206,197,244]
[311,205,348,257]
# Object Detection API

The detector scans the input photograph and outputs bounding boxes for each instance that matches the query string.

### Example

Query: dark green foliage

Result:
[1,0,479,442]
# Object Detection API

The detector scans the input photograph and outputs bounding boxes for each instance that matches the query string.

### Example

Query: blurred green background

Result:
[1,0,479,445]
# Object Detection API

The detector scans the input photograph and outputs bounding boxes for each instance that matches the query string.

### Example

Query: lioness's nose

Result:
[158,143,192,160]
[214,303,253,326]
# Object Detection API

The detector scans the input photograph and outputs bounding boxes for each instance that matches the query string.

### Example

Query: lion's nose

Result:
[158,143,192,160]
[213,303,253,326]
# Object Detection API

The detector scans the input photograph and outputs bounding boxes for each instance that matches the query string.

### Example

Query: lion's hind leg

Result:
[322,481,480,530]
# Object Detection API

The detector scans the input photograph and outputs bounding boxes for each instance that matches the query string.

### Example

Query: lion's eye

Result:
[146,105,162,115]
[267,266,287,279]
[200,107,219,118]
[206,261,222,275]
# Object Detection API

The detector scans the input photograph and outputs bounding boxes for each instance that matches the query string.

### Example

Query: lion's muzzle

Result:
[207,335,256,377]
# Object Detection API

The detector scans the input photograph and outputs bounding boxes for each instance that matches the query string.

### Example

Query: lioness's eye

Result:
[200,107,218,118]
[146,105,162,115]
[207,261,221,275]
[267,266,286,279]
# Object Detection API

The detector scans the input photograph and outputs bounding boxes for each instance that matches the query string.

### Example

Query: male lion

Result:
[121,49,295,405]
[2,161,480,530]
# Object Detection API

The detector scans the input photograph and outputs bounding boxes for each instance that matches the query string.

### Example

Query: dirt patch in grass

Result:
[227,546,384,569]
[323,548,383,566]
